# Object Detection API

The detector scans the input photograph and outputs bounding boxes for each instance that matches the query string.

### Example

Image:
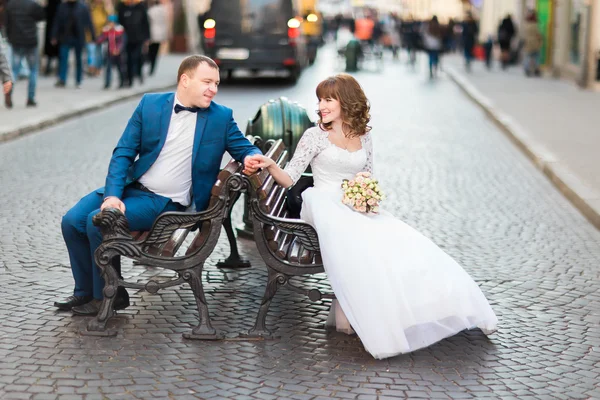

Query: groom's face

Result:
[186,62,220,108]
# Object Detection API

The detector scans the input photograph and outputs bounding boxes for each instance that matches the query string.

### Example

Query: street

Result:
[1,46,600,399]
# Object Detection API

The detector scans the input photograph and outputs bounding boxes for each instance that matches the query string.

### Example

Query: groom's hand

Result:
[242,155,261,175]
[101,196,126,213]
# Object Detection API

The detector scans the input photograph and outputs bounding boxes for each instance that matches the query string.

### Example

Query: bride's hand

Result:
[243,154,275,175]
[247,154,275,169]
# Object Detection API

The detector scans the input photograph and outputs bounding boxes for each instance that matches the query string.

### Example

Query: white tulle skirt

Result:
[300,187,498,359]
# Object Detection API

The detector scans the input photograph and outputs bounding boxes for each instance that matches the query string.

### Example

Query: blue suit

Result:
[61,92,261,299]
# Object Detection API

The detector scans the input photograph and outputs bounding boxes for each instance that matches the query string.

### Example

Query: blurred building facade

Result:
[474,0,600,89]
[551,0,600,89]
[399,0,467,22]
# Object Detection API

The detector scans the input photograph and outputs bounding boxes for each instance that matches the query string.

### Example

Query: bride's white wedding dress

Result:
[283,126,498,359]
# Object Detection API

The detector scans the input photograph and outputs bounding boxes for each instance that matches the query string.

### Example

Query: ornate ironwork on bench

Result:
[82,155,252,339]
[244,138,333,339]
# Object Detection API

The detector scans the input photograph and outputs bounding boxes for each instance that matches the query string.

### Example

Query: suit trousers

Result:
[61,186,183,299]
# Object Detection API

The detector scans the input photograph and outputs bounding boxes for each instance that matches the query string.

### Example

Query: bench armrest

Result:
[139,202,225,251]
[249,200,320,252]
[93,195,227,245]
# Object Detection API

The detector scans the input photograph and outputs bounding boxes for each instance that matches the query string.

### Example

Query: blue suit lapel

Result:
[192,110,208,165]
[158,94,174,151]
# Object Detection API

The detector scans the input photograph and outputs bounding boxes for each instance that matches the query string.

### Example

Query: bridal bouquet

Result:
[341,172,385,214]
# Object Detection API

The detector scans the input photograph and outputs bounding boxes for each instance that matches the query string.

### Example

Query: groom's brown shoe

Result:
[54,295,93,311]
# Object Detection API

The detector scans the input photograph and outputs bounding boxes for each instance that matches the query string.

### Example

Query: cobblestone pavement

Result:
[1,47,600,399]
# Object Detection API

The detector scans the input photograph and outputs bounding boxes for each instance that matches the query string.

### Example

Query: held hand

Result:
[3,81,12,94]
[242,154,268,175]
[248,154,275,169]
[101,197,126,213]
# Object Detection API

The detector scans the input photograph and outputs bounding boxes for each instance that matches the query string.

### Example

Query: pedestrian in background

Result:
[483,34,494,70]
[117,0,150,87]
[4,0,45,107]
[0,35,13,108]
[383,12,401,60]
[461,11,478,72]
[443,18,456,53]
[522,10,543,77]
[400,15,419,66]
[43,0,61,76]
[497,14,516,70]
[147,0,168,76]
[423,15,442,79]
[87,0,109,77]
[96,14,125,89]
[52,0,96,88]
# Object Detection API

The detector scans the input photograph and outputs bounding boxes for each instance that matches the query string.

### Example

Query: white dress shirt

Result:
[138,96,196,206]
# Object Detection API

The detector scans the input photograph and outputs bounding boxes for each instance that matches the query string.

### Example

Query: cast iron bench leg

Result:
[217,193,251,269]
[182,265,220,340]
[248,269,285,338]
[82,255,120,337]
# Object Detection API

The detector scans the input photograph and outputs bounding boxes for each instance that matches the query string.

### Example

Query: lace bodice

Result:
[284,126,373,191]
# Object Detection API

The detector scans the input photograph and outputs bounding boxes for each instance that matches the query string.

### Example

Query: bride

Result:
[245,74,498,359]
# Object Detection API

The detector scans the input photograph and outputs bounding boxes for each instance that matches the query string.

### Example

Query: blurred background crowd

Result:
[1,0,173,106]
[1,0,600,109]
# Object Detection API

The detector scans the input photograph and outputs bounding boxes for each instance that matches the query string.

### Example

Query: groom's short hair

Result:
[177,55,219,83]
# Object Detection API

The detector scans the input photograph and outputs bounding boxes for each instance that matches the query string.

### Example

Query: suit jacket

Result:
[102,92,261,212]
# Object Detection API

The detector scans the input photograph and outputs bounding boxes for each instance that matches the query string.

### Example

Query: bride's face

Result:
[319,97,342,124]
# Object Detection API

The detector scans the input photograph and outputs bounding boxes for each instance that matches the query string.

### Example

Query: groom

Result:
[56,55,261,316]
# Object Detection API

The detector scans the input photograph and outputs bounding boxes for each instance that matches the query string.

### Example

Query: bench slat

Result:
[263,184,287,215]
[160,228,191,257]
[258,150,289,201]
[299,247,313,264]
[275,232,293,259]
[249,140,285,191]
[264,200,288,242]
[263,187,288,241]
[287,238,302,263]
[209,159,244,207]
[314,253,322,264]
[184,221,211,255]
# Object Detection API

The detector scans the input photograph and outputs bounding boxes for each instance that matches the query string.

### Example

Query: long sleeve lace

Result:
[283,127,323,185]
[361,133,374,175]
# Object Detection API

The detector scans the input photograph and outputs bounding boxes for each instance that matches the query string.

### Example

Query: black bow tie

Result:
[174,104,202,114]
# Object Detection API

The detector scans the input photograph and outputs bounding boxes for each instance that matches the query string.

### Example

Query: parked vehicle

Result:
[200,0,308,82]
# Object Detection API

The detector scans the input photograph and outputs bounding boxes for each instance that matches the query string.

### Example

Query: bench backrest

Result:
[248,139,321,266]
[143,136,256,257]
[182,157,245,256]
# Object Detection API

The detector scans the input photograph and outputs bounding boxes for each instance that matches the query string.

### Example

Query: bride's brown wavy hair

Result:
[316,74,371,138]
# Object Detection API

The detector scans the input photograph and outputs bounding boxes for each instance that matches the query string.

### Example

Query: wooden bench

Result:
[244,138,333,338]
[83,150,253,339]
